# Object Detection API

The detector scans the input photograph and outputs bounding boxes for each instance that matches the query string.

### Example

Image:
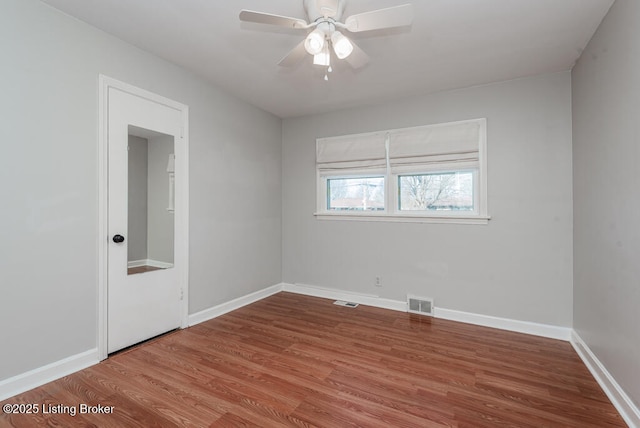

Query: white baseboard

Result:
[0,283,284,402]
[282,283,571,341]
[283,283,407,312]
[188,283,283,326]
[4,284,634,428]
[191,283,634,425]
[0,348,99,402]
[571,331,640,428]
[435,307,572,341]
[127,259,174,269]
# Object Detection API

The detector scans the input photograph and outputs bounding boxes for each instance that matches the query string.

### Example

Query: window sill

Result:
[314,212,491,225]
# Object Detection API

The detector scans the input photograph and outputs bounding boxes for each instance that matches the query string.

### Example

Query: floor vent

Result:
[407,295,434,316]
[334,300,359,308]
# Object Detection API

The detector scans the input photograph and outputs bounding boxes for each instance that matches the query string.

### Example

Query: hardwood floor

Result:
[0,292,626,427]
[127,265,164,275]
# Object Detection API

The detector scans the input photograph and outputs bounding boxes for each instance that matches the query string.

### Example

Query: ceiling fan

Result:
[239,0,413,75]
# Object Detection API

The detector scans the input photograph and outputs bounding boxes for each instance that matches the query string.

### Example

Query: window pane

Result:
[399,172,474,211]
[327,177,385,211]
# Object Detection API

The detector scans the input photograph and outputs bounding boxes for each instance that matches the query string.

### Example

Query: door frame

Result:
[98,75,189,360]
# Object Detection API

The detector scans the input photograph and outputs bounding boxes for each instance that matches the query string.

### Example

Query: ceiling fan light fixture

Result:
[239,2,415,70]
[331,31,353,59]
[304,28,325,55]
[313,43,331,66]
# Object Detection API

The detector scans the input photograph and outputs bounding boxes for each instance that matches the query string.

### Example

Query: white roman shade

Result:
[388,119,483,173]
[315,118,488,221]
[317,119,485,174]
[316,132,387,173]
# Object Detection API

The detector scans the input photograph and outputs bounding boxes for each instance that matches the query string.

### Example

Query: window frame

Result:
[393,167,479,216]
[315,119,490,224]
[324,173,387,212]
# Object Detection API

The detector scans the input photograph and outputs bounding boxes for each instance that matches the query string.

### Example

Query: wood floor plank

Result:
[0,292,626,427]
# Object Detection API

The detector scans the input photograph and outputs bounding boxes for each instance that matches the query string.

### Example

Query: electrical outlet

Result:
[375,276,382,287]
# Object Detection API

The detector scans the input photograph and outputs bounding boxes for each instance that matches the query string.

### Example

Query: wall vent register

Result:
[407,295,434,316]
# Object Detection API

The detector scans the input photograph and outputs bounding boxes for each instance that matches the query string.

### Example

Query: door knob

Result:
[112,234,125,243]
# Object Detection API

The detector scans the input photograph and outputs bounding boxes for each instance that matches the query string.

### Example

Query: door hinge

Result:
[180,288,184,301]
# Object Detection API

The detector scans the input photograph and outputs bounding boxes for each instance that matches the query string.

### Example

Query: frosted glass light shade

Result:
[313,44,331,66]
[331,31,353,59]
[304,29,325,55]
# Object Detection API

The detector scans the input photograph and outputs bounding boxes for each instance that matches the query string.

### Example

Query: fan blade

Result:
[278,40,308,67]
[239,10,308,29]
[344,4,413,33]
[345,40,369,69]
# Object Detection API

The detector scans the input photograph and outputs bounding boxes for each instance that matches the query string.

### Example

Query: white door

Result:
[107,86,185,354]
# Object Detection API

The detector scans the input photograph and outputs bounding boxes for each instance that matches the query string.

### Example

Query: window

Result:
[327,176,385,211]
[316,119,488,224]
[398,171,474,212]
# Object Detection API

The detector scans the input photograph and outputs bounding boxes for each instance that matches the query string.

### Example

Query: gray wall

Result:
[283,72,574,327]
[0,0,281,381]
[572,0,640,409]
[147,134,174,265]
[127,135,149,262]
[127,134,176,266]
[7,0,635,411]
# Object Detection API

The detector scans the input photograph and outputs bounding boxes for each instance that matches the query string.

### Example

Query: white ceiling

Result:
[41,0,613,118]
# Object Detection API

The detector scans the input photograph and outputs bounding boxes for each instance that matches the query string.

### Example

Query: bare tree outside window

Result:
[328,177,385,211]
[399,172,474,211]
